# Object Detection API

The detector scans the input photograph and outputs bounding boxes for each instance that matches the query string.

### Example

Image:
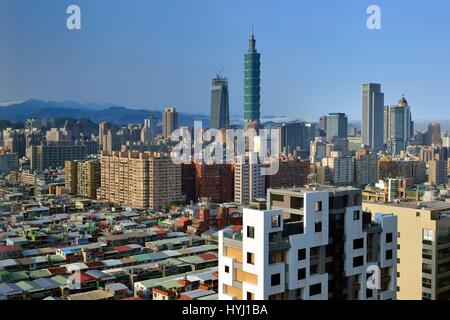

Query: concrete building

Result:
[210,76,230,129]
[354,147,378,188]
[98,151,182,210]
[234,154,265,205]
[362,83,384,151]
[0,152,19,175]
[162,108,179,139]
[219,186,397,300]
[265,157,310,189]
[321,151,353,186]
[377,156,427,185]
[384,95,412,155]
[64,159,101,199]
[2,128,26,158]
[428,159,448,186]
[323,113,348,141]
[363,201,450,300]
[28,142,89,171]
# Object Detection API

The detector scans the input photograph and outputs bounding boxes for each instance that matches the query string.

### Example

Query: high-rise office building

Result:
[384,95,412,155]
[277,122,318,155]
[98,151,182,210]
[363,201,450,300]
[323,113,348,141]
[98,121,118,153]
[162,107,179,139]
[219,186,397,300]
[362,83,384,151]
[244,30,261,127]
[210,76,230,129]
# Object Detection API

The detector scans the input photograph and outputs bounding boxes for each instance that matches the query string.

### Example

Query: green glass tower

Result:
[244,29,261,127]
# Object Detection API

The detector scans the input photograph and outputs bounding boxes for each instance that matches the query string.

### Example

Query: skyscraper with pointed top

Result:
[244,28,261,128]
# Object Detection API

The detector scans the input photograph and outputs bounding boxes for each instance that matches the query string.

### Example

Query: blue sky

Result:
[1,0,450,121]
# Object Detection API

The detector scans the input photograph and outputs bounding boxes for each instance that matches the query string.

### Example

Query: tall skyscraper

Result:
[244,29,261,127]
[384,95,412,155]
[323,113,348,141]
[162,107,179,139]
[210,76,230,129]
[362,83,384,151]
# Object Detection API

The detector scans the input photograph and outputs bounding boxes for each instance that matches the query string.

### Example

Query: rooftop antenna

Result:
[216,66,224,79]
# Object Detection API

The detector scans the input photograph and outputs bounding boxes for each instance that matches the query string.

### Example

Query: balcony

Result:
[269,239,290,252]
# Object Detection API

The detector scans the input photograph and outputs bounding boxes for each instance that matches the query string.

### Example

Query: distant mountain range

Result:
[0,99,210,127]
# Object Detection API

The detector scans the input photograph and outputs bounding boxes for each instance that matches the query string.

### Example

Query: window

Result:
[385,249,393,260]
[298,268,306,280]
[353,256,364,267]
[353,238,364,250]
[398,232,401,238]
[272,194,284,202]
[397,272,400,278]
[247,252,254,265]
[271,273,281,286]
[315,222,322,233]
[271,215,280,228]
[397,244,400,250]
[247,226,255,239]
[366,288,373,299]
[353,210,360,220]
[298,248,306,261]
[423,229,433,242]
[416,212,420,217]
[309,283,321,296]
[386,233,393,243]
[315,201,322,212]
[224,265,230,273]
[291,197,303,210]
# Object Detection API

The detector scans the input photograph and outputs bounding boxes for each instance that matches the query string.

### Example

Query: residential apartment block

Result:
[97,151,182,210]
[219,186,397,300]
[363,201,450,300]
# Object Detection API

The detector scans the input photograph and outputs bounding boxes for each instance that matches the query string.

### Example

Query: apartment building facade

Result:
[363,201,450,300]
[219,186,397,300]
[98,151,182,210]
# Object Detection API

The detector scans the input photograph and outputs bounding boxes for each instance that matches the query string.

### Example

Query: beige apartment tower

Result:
[64,159,101,199]
[97,151,182,210]
[363,201,450,300]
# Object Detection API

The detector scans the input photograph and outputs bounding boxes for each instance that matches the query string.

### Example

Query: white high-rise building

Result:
[234,153,265,204]
[219,186,397,300]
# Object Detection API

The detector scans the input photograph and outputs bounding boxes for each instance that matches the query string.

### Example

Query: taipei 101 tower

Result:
[243,27,261,129]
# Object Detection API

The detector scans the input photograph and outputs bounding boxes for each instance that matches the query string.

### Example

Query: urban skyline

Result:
[1,0,450,304]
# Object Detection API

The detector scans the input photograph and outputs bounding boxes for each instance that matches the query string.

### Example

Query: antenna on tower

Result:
[216,66,224,79]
